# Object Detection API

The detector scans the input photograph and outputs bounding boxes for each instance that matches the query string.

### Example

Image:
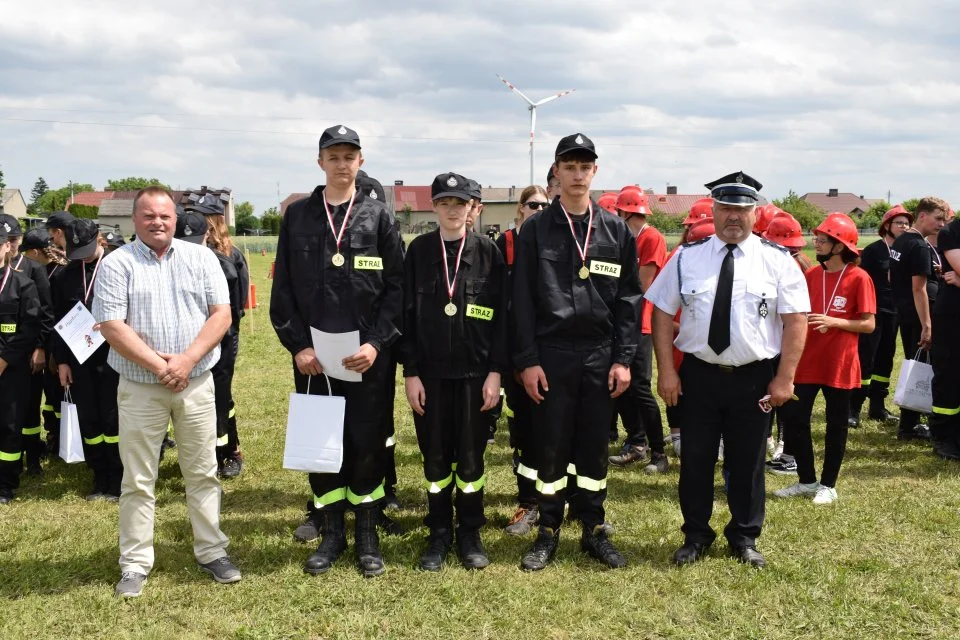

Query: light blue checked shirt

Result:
[93,237,230,384]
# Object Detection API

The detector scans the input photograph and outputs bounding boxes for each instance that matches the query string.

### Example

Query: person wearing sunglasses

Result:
[774,213,875,506]
[496,186,549,536]
[848,205,912,428]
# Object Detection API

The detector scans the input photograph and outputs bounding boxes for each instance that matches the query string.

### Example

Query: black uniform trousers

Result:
[781,384,852,488]
[897,315,925,433]
[295,351,392,513]
[212,330,240,461]
[930,312,960,443]
[851,311,898,416]
[615,334,665,453]
[504,372,536,507]
[19,370,45,464]
[383,356,398,496]
[0,364,28,492]
[532,342,614,531]
[42,370,62,454]
[71,356,122,490]
[677,356,773,548]
[413,377,488,532]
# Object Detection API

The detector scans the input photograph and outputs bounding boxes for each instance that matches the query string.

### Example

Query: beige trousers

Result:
[117,371,228,575]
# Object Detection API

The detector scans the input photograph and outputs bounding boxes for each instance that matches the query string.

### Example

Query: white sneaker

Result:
[772,439,784,461]
[767,436,775,456]
[812,485,838,505]
[773,482,819,498]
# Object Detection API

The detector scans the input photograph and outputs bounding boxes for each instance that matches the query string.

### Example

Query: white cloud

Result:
[1,0,958,212]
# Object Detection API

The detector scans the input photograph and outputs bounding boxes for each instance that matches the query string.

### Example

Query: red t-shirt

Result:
[637,226,667,335]
[795,264,876,389]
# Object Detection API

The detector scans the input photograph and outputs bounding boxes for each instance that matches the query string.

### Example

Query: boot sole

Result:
[360,566,385,578]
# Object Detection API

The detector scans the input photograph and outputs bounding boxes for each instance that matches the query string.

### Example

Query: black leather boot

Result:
[355,508,385,578]
[303,511,347,575]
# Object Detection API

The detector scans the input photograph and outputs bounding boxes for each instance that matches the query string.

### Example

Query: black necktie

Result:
[708,243,737,355]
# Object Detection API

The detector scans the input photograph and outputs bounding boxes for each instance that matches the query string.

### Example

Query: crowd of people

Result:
[0,124,956,598]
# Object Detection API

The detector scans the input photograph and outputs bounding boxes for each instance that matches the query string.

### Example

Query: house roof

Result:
[394,186,433,212]
[97,199,135,218]
[1,189,24,205]
[281,193,311,216]
[800,192,872,214]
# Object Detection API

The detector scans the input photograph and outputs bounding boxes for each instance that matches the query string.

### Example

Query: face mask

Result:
[815,252,831,265]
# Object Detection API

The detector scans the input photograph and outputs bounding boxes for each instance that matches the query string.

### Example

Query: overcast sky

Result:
[2,0,958,214]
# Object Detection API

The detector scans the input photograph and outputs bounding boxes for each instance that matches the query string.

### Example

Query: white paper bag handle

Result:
[305,374,332,396]
[913,348,931,364]
[62,386,73,404]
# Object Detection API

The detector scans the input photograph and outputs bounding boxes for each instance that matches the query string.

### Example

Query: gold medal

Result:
[579,265,590,280]
[444,302,458,317]
[331,253,345,267]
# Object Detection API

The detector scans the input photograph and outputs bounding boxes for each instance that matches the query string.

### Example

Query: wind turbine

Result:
[497,74,576,186]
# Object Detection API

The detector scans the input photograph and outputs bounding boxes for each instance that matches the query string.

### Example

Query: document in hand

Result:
[54,302,106,365]
[309,328,362,382]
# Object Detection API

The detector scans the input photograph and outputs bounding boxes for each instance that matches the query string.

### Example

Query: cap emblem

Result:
[338,126,347,135]
[2,223,9,232]
[73,234,80,244]
[575,135,584,144]
[446,176,457,187]
[184,225,193,236]
[736,174,743,183]
[107,233,114,240]
[370,190,377,200]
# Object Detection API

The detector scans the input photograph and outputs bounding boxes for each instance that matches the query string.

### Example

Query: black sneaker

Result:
[24,458,43,477]
[456,528,490,570]
[378,510,405,536]
[521,527,559,571]
[932,439,960,461]
[0,489,14,505]
[383,493,402,511]
[643,452,669,474]
[219,454,243,479]
[609,445,648,467]
[869,407,899,422]
[898,424,931,441]
[293,513,320,543]
[418,531,453,571]
[581,525,627,568]
[766,457,798,475]
[848,413,861,428]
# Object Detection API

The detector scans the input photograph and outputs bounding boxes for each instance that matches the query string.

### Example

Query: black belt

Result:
[688,355,771,374]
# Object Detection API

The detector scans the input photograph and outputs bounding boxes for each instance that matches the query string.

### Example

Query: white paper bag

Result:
[58,387,85,464]
[283,375,345,473]
[894,351,933,414]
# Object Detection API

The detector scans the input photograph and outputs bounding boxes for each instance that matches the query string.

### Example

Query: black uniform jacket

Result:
[12,254,54,351]
[215,248,246,333]
[0,267,42,366]
[511,199,642,369]
[271,185,404,355]
[232,247,250,318]
[400,230,508,379]
[48,257,109,367]
[859,239,896,315]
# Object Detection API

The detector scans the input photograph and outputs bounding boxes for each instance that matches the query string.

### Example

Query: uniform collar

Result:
[709,232,759,257]
[134,235,176,260]
[549,199,600,228]
[430,229,476,267]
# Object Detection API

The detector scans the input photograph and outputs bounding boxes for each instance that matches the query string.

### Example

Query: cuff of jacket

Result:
[402,364,418,378]
[512,350,540,371]
[613,348,636,366]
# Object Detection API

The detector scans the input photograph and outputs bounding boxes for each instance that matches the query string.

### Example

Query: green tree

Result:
[28,177,49,215]
[0,166,6,192]
[105,177,170,191]
[35,183,95,213]
[234,201,257,235]
[67,204,99,219]
[649,209,685,234]
[901,198,920,214]
[773,190,827,230]
[260,207,281,235]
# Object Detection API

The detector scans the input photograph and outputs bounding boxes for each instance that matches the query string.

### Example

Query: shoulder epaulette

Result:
[680,237,710,249]
[760,238,789,253]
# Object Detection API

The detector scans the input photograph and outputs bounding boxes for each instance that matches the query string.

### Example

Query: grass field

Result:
[2,252,959,640]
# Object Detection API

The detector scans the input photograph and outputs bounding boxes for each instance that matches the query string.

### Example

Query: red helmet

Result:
[815,212,859,254]
[878,204,914,237]
[597,193,618,214]
[686,218,715,243]
[616,188,650,215]
[763,215,806,249]
[772,207,792,219]
[753,204,775,235]
[619,184,643,195]
[683,198,714,225]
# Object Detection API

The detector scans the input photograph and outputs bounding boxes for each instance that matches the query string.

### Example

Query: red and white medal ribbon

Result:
[440,232,467,316]
[323,189,357,266]
[560,201,594,279]
[0,265,10,298]
[81,252,104,305]
[819,263,848,333]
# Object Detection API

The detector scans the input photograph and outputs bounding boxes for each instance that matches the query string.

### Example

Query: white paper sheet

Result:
[309,328,362,382]
[54,302,106,365]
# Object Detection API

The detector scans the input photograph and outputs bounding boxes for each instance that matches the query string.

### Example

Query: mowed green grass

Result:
[2,252,960,640]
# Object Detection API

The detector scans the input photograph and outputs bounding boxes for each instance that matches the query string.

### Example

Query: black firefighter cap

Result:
[175,210,208,244]
[356,169,386,203]
[0,214,21,238]
[65,219,100,261]
[319,124,361,152]
[46,211,76,230]
[431,173,473,202]
[555,133,598,160]
[704,172,763,207]
[465,179,483,202]
[0,225,7,243]
[22,229,52,251]
[103,230,126,249]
